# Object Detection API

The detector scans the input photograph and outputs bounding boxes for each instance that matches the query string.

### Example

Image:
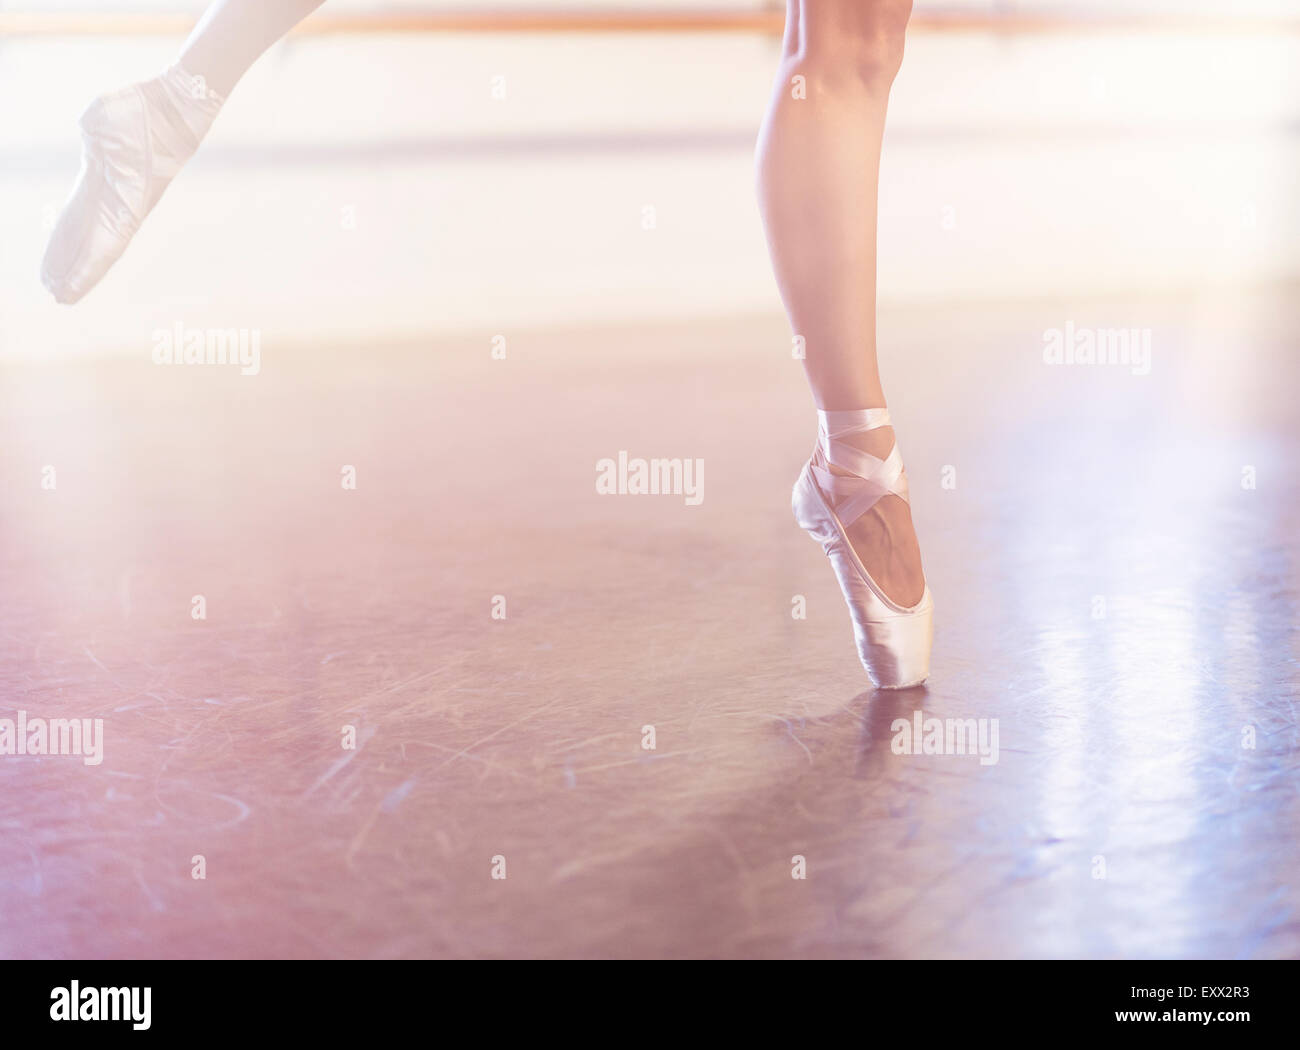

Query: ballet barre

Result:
[2,8,1298,37]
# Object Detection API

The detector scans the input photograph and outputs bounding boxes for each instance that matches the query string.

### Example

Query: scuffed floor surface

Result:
[1,288,1297,957]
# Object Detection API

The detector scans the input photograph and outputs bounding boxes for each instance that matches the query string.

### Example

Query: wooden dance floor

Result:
[1,287,1296,958]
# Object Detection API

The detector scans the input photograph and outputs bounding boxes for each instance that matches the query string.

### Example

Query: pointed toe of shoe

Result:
[40,189,115,305]
[40,135,142,305]
[854,588,933,689]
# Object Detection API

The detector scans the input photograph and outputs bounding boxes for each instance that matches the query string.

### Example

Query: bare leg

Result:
[756,0,925,607]
[180,0,327,99]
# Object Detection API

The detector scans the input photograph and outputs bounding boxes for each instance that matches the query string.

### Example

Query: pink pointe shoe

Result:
[792,407,933,689]
[41,63,224,305]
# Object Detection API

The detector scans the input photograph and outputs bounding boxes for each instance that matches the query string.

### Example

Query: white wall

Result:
[1,3,1297,359]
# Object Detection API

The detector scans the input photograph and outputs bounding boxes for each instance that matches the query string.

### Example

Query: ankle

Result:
[821,425,895,471]
[152,63,225,142]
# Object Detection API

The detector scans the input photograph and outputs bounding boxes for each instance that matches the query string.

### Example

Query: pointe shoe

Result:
[792,407,933,689]
[41,64,224,304]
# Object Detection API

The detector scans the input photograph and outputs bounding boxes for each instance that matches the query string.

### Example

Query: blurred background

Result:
[1,0,1297,358]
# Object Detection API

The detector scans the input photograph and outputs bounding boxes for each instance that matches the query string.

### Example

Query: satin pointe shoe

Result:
[41,64,224,304]
[791,407,933,689]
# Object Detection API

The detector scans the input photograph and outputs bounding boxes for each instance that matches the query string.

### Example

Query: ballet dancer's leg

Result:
[41,0,326,303]
[757,0,932,685]
[179,0,327,99]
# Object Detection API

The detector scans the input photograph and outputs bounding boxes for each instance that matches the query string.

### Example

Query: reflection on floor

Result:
[1,287,1296,957]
